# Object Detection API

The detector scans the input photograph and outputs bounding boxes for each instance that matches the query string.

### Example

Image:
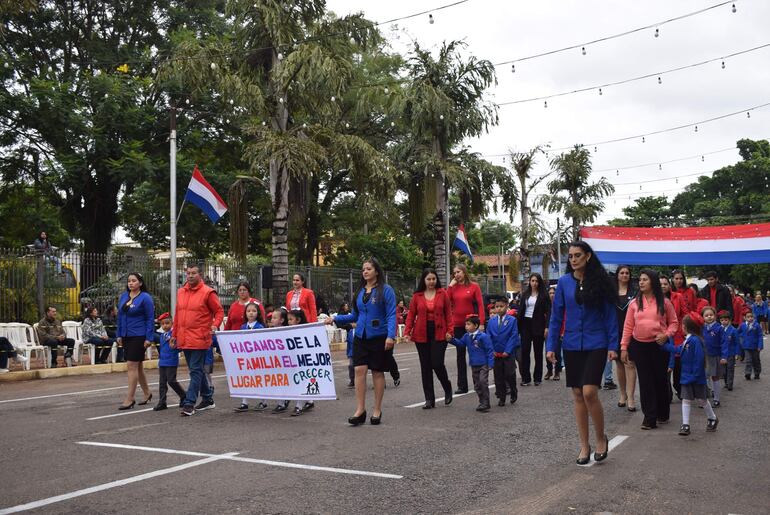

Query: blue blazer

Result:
[739,321,764,350]
[752,301,767,319]
[116,291,155,341]
[487,314,520,355]
[450,331,494,367]
[240,321,264,330]
[335,285,397,340]
[703,323,728,359]
[158,331,180,367]
[546,274,618,353]
[723,324,740,356]
[662,335,706,385]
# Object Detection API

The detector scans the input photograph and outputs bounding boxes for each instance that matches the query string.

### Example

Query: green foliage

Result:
[607,196,672,227]
[325,231,425,277]
[731,264,770,294]
[466,220,518,256]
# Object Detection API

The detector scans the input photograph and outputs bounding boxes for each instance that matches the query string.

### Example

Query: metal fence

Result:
[0,248,507,323]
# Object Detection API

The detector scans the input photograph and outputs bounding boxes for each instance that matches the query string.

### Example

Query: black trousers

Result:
[519,318,545,383]
[42,337,75,365]
[494,355,517,400]
[454,326,468,391]
[629,339,670,426]
[158,366,186,404]
[0,336,17,369]
[672,356,682,399]
[415,322,451,402]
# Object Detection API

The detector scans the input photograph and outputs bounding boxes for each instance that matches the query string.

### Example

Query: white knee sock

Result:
[682,399,691,425]
[712,380,721,401]
[701,399,717,420]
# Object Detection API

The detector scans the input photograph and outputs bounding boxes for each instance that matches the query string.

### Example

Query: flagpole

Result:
[170,105,178,316]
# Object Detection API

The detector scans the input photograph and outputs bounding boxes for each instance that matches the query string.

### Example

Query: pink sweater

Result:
[621,295,679,350]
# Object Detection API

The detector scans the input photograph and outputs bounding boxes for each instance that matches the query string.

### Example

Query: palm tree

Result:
[539,145,615,240]
[396,41,497,283]
[165,1,390,300]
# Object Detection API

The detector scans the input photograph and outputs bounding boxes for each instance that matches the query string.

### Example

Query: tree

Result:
[465,219,518,256]
[166,1,391,301]
[539,145,615,240]
[396,41,497,283]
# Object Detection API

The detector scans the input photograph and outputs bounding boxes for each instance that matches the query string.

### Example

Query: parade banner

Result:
[581,223,770,265]
[216,322,337,401]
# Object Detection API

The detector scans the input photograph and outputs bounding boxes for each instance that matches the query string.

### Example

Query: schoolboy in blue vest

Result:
[739,311,763,380]
[154,313,186,411]
[719,311,739,390]
[447,314,495,412]
[488,297,521,406]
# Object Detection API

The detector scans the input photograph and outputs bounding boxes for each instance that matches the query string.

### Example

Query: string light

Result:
[511,64,515,73]
[694,125,699,132]
[722,60,726,69]
[330,96,336,102]
[732,3,737,13]
[581,46,586,56]
[657,76,662,84]
[642,137,646,143]
[429,13,434,24]
[598,88,603,95]
[747,111,751,118]
[544,101,548,108]
[210,63,217,70]
[658,164,662,170]
[654,28,660,38]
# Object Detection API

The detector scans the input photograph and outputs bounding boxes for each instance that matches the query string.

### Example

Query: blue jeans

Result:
[183,349,212,407]
[603,359,614,382]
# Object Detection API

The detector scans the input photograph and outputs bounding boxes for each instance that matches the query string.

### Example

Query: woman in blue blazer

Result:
[329,257,397,426]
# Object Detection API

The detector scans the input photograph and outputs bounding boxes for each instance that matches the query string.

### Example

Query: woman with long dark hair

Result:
[518,273,551,386]
[404,268,453,409]
[116,272,155,410]
[225,281,265,330]
[614,265,638,411]
[671,270,696,313]
[329,257,398,426]
[547,241,618,465]
[448,264,485,394]
[621,269,679,430]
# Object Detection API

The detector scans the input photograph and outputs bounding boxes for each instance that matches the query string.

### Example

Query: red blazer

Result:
[404,289,453,343]
[285,288,318,323]
[676,287,698,314]
[732,295,749,326]
[668,291,688,344]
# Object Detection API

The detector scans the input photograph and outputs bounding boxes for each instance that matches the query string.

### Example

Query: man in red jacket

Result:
[173,264,224,416]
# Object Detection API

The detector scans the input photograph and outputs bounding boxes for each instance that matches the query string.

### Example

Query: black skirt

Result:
[122,336,147,362]
[563,349,607,388]
[352,336,392,372]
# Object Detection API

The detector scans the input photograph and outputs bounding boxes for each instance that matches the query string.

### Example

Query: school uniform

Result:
[739,321,763,378]
[662,335,708,401]
[238,321,264,406]
[157,331,186,405]
[702,322,728,378]
[722,324,739,388]
[450,330,494,409]
[752,300,768,323]
[487,313,520,404]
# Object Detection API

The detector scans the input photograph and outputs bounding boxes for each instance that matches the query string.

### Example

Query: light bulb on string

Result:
[279,97,284,103]
[544,100,548,108]
[598,88,602,96]
[658,164,662,170]
[346,153,351,158]
[654,28,660,38]
[210,62,217,70]
[676,178,679,184]
[439,114,444,120]
[701,155,705,162]
[642,137,646,143]
[331,96,336,102]
[694,125,698,133]
[747,111,751,118]
[151,67,156,75]
[616,170,619,176]
[390,121,395,127]
[345,122,350,128]
[262,121,266,126]
[428,14,434,24]
[722,60,726,69]
[3,62,8,69]
[302,122,307,128]
[511,64,515,73]
[384,87,389,94]
[639,185,642,190]
[732,3,737,13]
[657,76,662,84]
[581,46,586,55]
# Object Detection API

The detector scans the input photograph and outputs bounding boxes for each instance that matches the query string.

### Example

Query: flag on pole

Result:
[453,224,473,262]
[184,165,228,223]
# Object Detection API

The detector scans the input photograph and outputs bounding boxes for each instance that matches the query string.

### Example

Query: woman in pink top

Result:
[621,269,679,430]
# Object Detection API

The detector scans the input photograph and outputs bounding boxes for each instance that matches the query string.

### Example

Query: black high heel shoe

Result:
[576,446,591,465]
[370,411,382,425]
[348,410,366,426]
[594,434,609,462]
[138,393,153,406]
[118,401,135,411]
[444,388,453,405]
[422,401,435,409]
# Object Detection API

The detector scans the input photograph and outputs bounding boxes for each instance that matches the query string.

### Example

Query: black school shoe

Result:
[706,417,719,432]
[745,375,752,380]
[476,404,490,412]
[678,424,691,436]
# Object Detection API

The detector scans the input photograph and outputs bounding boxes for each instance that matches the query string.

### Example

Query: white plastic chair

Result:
[62,321,85,364]
[8,323,46,370]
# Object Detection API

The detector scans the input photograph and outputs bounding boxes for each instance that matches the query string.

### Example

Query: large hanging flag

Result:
[184,165,228,223]
[454,224,474,262]
[581,223,770,265]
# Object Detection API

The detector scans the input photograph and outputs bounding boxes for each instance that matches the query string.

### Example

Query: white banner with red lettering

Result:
[216,322,337,400]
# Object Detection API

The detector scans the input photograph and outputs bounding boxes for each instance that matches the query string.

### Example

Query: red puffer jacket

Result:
[173,282,224,350]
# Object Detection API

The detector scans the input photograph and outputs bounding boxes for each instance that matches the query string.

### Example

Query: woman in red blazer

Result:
[405,269,453,409]
[285,273,318,323]
[448,264,485,394]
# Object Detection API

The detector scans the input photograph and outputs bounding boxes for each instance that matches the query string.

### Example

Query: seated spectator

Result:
[82,306,116,364]
[33,231,62,274]
[0,336,29,373]
[37,306,76,368]
[102,305,124,362]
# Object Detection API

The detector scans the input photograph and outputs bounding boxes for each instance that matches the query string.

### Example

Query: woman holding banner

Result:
[328,257,397,426]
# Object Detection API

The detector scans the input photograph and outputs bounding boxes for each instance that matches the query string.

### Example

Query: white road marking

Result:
[585,435,629,467]
[91,422,168,436]
[87,405,180,421]
[77,441,403,479]
[0,453,235,514]
[0,375,227,405]
[404,385,497,408]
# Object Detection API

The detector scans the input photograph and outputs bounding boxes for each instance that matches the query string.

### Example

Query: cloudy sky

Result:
[326,0,770,228]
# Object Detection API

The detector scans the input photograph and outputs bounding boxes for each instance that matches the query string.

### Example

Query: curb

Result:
[0,341,350,382]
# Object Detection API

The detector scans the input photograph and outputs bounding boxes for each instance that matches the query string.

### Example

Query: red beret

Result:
[157,312,171,321]
[717,310,731,319]
[465,313,479,320]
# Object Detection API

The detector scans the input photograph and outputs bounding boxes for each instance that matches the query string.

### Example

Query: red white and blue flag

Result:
[184,166,228,223]
[454,224,473,262]
[581,223,770,265]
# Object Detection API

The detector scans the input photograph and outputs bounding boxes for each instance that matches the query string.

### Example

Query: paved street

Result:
[0,343,768,514]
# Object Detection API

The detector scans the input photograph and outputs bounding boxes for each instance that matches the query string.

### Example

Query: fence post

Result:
[306,266,312,289]
[35,254,45,318]
[257,265,263,302]
[348,269,353,302]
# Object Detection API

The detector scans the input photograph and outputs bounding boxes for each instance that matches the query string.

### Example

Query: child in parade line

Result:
[447,314,495,412]
[660,312,718,436]
[701,306,728,407]
[752,293,768,335]
[488,297,520,406]
[153,313,187,411]
[719,311,740,391]
[270,307,292,413]
[287,308,315,416]
[739,311,763,380]
[233,302,267,413]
